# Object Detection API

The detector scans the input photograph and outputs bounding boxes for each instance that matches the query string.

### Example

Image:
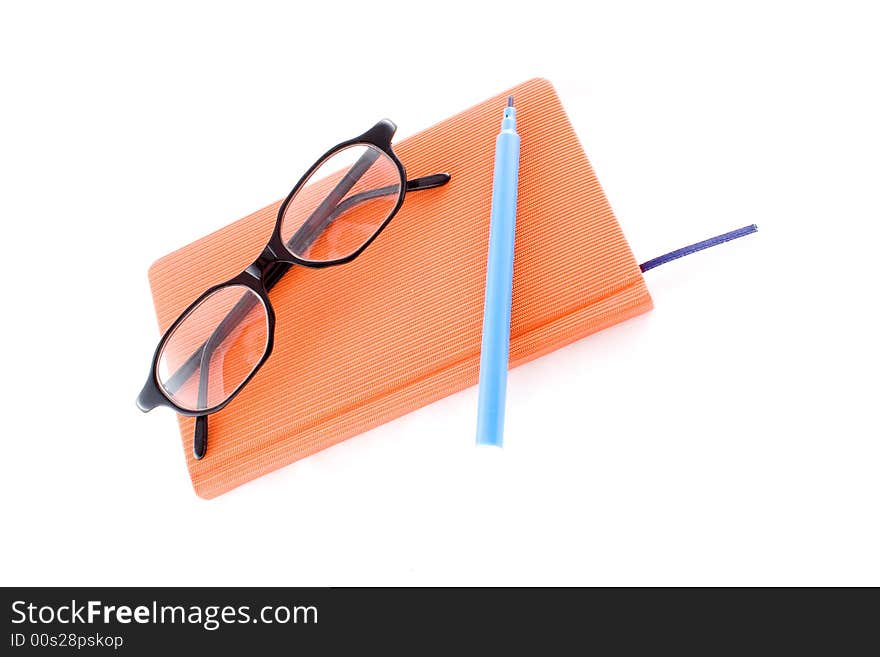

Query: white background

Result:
[1,1,877,586]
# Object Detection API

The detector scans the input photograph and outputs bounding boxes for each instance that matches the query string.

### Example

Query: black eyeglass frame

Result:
[137,119,450,456]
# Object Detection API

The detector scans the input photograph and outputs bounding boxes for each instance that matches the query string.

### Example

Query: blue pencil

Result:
[476,96,521,447]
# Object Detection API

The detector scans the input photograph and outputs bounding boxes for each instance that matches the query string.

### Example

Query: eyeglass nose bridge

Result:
[245,244,281,281]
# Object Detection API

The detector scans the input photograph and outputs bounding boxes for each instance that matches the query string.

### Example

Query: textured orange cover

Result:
[148,78,653,498]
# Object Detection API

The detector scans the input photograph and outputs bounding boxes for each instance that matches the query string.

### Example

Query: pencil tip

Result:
[507,95,514,107]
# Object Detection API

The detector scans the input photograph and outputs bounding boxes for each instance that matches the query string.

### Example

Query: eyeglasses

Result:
[137,120,451,459]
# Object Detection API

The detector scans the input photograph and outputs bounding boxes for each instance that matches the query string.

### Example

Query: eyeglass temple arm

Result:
[405,173,450,191]
[191,296,250,457]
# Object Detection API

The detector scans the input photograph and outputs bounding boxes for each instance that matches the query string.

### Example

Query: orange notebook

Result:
[147,78,653,498]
